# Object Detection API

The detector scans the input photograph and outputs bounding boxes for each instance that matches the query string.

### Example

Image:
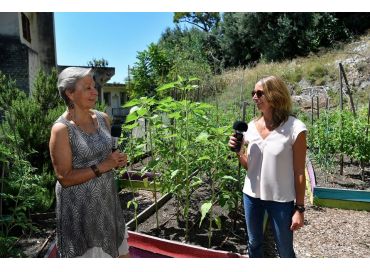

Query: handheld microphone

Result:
[230,121,248,152]
[111,124,122,151]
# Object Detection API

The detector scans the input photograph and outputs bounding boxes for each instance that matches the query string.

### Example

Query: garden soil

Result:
[16,157,370,258]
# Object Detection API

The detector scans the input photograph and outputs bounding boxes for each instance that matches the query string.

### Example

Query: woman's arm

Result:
[237,145,249,170]
[293,131,307,206]
[290,131,307,231]
[49,123,120,188]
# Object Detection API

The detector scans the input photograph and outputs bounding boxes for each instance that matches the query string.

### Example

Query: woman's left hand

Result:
[290,211,304,231]
[117,152,128,168]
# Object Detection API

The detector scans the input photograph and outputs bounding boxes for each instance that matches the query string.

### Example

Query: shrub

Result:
[307,64,329,85]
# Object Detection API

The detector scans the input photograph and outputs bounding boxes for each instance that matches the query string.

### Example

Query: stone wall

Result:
[0,35,30,93]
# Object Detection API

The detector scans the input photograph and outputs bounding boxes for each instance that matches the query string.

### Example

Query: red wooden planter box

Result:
[45,230,246,258]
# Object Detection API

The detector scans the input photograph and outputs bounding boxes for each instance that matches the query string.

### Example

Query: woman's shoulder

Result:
[53,113,68,127]
[51,121,69,136]
[287,116,307,136]
[288,116,306,127]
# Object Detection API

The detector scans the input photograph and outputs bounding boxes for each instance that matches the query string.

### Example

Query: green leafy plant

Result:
[122,76,247,244]
[309,107,370,182]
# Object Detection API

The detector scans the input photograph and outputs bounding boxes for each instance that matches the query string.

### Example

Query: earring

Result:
[68,101,74,109]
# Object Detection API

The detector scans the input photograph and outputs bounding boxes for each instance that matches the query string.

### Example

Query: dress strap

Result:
[94,110,110,132]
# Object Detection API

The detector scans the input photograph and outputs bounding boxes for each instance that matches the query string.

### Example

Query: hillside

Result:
[209,31,370,110]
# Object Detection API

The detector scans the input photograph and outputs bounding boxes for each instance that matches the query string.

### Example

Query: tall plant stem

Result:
[208,99,220,247]
[0,162,5,233]
[127,132,138,230]
[127,172,138,230]
[184,97,190,242]
[148,121,159,229]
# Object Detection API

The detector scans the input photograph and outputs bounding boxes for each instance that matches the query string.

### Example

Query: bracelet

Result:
[90,164,102,177]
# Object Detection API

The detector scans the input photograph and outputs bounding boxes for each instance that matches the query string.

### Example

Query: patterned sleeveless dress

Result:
[54,110,127,258]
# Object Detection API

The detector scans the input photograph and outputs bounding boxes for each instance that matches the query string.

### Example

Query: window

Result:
[120,92,127,105]
[103,92,111,106]
[21,13,31,43]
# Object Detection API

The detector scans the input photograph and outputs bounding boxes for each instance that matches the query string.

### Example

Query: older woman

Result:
[49,67,129,258]
[229,75,307,258]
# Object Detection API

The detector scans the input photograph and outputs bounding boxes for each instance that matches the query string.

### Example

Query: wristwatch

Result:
[294,204,305,213]
[90,164,102,177]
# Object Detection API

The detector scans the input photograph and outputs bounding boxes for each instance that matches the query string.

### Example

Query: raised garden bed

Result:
[307,159,370,211]
[120,174,276,257]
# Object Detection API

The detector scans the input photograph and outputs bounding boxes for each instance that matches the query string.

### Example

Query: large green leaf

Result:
[156,82,176,92]
[136,107,148,117]
[123,99,139,108]
[123,122,139,130]
[221,175,238,182]
[199,201,212,227]
[195,132,209,143]
[213,216,221,230]
[125,112,139,123]
[170,169,180,179]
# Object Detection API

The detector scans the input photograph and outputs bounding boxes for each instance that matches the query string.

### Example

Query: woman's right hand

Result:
[228,134,238,150]
[228,134,247,158]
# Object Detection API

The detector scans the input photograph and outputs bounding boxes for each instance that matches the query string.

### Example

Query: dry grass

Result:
[204,31,370,111]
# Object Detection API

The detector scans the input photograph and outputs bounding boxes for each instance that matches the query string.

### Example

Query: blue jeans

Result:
[243,193,296,258]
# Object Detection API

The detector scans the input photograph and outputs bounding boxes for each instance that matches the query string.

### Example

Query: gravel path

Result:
[293,194,370,258]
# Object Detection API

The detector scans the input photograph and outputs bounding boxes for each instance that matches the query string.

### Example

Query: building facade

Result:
[0,13,129,123]
[0,12,57,94]
[102,83,129,123]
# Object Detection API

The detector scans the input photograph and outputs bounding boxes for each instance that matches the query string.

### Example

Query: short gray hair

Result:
[57,67,93,107]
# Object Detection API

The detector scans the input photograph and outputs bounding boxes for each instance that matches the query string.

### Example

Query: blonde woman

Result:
[228,75,307,257]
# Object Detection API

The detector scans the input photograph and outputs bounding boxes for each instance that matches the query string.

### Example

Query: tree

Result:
[130,43,171,98]
[220,13,353,67]
[220,13,261,67]
[159,27,213,79]
[173,12,220,32]
[32,68,63,113]
[0,71,27,113]
[87,58,109,67]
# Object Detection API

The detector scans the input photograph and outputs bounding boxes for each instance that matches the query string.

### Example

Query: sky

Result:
[55,13,176,84]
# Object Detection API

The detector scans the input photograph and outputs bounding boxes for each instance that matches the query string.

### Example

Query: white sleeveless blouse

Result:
[242,116,307,202]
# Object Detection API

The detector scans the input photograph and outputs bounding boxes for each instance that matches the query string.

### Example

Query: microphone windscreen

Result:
[233,121,248,132]
[111,124,122,137]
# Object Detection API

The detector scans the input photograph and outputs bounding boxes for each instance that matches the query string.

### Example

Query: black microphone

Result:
[111,124,122,151]
[230,121,248,152]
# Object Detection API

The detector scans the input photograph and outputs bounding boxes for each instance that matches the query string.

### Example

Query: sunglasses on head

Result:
[251,90,264,98]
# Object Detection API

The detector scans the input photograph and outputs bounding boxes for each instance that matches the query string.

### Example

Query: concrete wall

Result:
[0,13,19,36]
[36,13,57,72]
[28,49,40,95]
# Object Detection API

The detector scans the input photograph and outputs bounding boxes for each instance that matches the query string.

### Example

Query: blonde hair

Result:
[258,75,292,128]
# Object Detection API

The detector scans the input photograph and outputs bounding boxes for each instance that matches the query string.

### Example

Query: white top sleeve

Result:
[242,116,307,202]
